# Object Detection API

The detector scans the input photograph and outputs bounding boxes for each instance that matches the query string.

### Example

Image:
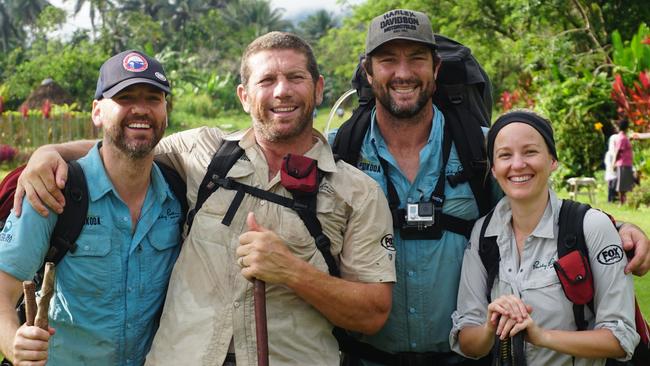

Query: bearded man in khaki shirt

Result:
[143,32,396,366]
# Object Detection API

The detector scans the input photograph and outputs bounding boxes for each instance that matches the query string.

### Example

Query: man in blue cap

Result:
[0,50,183,366]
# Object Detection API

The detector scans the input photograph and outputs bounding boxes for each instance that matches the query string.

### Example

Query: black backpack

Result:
[478,199,650,366]
[331,34,493,239]
[0,160,188,327]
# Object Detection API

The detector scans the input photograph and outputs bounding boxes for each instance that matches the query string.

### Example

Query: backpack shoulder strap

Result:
[156,161,188,232]
[557,199,591,258]
[47,160,89,264]
[478,209,499,302]
[440,104,492,216]
[331,101,374,166]
[557,199,592,330]
[188,140,244,229]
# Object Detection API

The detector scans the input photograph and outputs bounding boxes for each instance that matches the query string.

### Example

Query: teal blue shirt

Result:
[329,105,490,356]
[0,143,182,366]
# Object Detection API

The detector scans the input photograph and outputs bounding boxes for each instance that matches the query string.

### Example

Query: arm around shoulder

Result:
[14,140,95,217]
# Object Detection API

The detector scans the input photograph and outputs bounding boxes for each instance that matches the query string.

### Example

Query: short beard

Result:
[372,78,434,120]
[253,116,310,143]
[250,91,315,143]
[104,119,163,159]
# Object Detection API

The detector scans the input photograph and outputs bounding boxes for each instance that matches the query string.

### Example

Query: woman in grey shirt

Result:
[449,110,639,365]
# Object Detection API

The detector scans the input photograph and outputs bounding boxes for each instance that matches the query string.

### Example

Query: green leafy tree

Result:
[67,0,113,34]
[297,9,338,44]
[1,40,108,110]
[0,2,19,52]
[223,0,292,37]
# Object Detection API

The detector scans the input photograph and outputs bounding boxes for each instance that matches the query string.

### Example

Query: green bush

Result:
[536,72,615,181]
[628,183,650,209]
[173,93,220,118]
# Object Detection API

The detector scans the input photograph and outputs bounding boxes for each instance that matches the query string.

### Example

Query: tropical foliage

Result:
[0,0,649,181]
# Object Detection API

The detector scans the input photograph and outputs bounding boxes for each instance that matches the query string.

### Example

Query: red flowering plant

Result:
[0,145,17,163]
[611,71,650,131]
[498,73,535,112]
[41,99,51,119]
[611,23,650,131]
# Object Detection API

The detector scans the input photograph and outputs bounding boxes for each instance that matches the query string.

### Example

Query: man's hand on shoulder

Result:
[14,146,68,218]
[619,222,650,276]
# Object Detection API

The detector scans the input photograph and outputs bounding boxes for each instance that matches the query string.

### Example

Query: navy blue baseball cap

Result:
[94,50,170,100]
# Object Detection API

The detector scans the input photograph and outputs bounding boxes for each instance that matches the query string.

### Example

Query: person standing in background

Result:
[614,119,634,204]
[604,132,618,203]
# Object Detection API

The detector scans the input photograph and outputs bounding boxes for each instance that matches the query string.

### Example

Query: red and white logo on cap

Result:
[122,52,148,72]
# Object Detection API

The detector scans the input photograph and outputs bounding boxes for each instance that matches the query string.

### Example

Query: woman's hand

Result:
[487,295,533,339]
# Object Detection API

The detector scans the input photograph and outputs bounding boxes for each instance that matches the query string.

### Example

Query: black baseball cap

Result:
[94,50,170,100]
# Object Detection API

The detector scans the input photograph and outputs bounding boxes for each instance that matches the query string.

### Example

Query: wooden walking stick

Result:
[22,282,37,326]
[22,262,56,330]
[254,279,268,366]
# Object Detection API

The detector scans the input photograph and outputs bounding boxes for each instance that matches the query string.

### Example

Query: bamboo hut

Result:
[19,78,74,110]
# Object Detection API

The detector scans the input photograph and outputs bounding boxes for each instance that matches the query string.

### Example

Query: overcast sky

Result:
[48,0,364,37]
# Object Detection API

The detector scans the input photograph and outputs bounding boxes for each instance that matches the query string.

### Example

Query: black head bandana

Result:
[487,111,557,165]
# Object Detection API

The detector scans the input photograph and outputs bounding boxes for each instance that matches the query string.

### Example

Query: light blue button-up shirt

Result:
[0,143,182,366]
[330,105,487,357]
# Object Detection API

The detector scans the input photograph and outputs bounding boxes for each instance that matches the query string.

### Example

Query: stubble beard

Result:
[105,118,164,160]
[372,78,434,121]
[252,97,314,143]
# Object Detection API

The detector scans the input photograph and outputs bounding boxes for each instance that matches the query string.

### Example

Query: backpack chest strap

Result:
[210,175,341,278]
[380,123,475,239]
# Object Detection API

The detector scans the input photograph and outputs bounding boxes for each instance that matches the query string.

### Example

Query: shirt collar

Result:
[368,105,442,150]
[485,188,559,240]
[225,127,337,173]
[78,141,174,204]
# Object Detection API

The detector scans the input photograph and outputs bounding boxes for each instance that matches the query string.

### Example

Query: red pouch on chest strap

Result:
[280,154,318,193]
[553,250,594,305]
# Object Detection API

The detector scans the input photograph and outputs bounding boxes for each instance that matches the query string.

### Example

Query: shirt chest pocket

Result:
[278,196,338,273]
[59,230,113,297]
[144,225,180,290]
[525,262,561,289]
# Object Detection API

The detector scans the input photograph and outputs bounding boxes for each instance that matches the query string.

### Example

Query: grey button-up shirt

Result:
[450,189,639,365]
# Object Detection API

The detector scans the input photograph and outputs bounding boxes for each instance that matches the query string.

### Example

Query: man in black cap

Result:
[0,50,183,366]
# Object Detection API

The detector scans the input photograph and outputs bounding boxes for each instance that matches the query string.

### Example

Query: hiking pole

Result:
[254,279,268,366]
[22,282,37,326]
[35,263,55,330]
[492,333,527,366]
[22,262,55,330]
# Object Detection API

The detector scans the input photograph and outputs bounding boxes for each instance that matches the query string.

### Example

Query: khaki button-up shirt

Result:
[450,189,639,365]
[145,127,396,366]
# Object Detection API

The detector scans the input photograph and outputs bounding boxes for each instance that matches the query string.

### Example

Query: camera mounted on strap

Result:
[398,194,445,240]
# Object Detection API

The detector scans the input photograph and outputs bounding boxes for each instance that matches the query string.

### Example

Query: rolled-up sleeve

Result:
[449,217,489,358]
[585,209,639,361]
